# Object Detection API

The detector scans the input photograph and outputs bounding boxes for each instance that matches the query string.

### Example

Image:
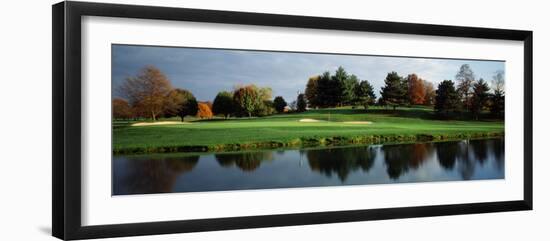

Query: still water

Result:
[113,138,504,195]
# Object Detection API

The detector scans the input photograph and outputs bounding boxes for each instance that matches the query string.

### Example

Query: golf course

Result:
[112,106,504,154]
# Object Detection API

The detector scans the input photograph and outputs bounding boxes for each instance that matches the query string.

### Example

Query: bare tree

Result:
[118,66,173,121]
[490,70,505,117]
[455,64,476,110]
[491,70,505,93]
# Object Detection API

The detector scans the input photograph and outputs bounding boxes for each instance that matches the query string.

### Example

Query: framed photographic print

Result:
[52,1,533,240]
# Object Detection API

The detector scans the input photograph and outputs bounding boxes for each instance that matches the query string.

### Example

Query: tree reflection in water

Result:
[382,143,432,180]
[437,141,459,170]
[114,138,505,195]
[471,139,489,165]
[211,139,503,181]
[120,155,199,194]
[438,139,504,180]
[491,138,505,170]
[214,152,273,172]
[306,146,376,182]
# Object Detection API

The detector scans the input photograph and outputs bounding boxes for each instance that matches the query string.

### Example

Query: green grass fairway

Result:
[113,106,504,154]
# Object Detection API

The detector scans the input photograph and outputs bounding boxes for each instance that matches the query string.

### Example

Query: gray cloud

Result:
[112,45,504,102]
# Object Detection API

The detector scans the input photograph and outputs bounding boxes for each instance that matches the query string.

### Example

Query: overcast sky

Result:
[112,44,504,102]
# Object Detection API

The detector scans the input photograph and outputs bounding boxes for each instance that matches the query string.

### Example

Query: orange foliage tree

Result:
[423,80,436,105]
[112,98,133,119]
[407,74,426,105]
[196,102,213,119]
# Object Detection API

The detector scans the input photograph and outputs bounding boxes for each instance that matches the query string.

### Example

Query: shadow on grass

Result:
[114,106,504,125]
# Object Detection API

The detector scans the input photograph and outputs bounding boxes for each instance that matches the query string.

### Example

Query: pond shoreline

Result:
[113,132,504,155]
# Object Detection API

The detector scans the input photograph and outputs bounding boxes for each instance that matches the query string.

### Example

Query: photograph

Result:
[111,44,506,195]
[0,0,542,240]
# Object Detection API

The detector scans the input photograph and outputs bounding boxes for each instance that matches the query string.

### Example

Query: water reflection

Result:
[113,155,199,195]
[382,143,432,179]
[307,146,376,181]
[436,141,458,170]
[113,138,505,195]
[215,152,273,171]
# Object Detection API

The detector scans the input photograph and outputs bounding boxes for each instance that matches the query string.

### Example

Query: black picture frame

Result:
[52,1,533,240]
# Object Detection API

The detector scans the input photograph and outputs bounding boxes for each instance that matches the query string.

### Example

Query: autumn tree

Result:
[470,78,490,120]
[434,80,460,115]
[490,71,505,117]
[297,93,307,112]
[112,98,133,120]
[380,71,407,110]
[130,102,147,119]
[254,100,275,117]
[273,96,288,113]
[118,66,173,121]
[257,87,273,103]
[423,80,436,106]
[165,88,198,122]
[354,80,376,109]
[259,87,274,115]
[212,91,235,119]
[304,76,320,108]
[196,102,213,119]
[233,86,257,117]
[407,74,426,105]
[455,64,476,111]
[204,101,213,110]
[233,85,259,117]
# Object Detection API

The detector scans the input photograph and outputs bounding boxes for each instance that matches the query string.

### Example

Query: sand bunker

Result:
[131,121,191,127]
[299,119,372,124]
[342,121,373,125]
[299,118,322,123]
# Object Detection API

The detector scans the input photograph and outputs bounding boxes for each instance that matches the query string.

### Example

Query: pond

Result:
[112,138,504,195]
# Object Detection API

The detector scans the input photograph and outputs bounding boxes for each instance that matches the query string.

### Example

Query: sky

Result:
[112,44,505,102]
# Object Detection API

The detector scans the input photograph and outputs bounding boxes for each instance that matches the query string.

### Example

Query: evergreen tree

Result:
[316,71,339,107]
[434,80,460,115]
[380,71,407,110]
[342,74,359,105]
[354,80,376,109]
[331,66,348,106]
[490,89,505,118]
[471,78,490,119]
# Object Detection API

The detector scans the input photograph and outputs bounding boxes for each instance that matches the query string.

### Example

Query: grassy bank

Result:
[113,106,504,154]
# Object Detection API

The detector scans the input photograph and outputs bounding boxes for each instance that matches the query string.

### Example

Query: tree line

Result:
[304,67,377,109]
[113,64,504,121]
[303,66,436,110]
[433,64,504,119]
[302,64,504,119]
[113,66,280,121]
